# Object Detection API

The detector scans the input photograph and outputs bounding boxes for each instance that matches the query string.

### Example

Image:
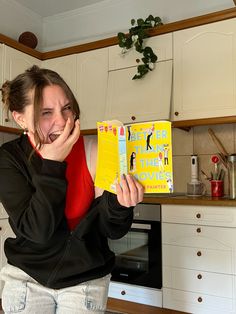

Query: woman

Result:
[0,65,144,313]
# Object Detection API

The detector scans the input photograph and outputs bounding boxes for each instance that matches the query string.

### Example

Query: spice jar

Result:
[227,154,236,199]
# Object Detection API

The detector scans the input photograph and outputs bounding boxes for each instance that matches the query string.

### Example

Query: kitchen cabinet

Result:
[162,204,236,314]
[43,54,77,98]
[105,34,173,124]
[76,48,108,130]
[172,18,236,121]
[108,281,162,307]
[0,203,15,296]
[3,45,41,129]
[0,44,4,128]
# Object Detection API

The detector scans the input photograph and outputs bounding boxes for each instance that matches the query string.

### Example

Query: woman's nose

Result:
[54,111,67,125]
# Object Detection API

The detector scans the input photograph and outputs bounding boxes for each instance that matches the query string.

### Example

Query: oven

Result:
[108,203,162,289]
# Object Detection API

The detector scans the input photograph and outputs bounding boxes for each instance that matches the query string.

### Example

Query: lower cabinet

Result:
[108,281,162,307]
[162,204,236,314]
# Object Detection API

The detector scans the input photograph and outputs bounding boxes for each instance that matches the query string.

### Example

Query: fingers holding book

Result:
[116,174,144,207]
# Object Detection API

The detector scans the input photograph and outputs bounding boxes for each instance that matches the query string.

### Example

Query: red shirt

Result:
[65,136,95,230]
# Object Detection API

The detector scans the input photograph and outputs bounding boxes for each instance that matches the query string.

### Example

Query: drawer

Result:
[162,244,233,274]
[0,203,8,219]
[162,204,236,227]
[162,223,236,251]
[108,282,162,307]
[108,33,172,70]
[163,287,236,314]
[163,267,234,298]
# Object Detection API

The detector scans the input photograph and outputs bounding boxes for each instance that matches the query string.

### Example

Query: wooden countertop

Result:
[143,194,236,206]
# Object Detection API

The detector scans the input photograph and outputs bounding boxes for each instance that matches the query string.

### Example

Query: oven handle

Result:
[131,223,151,230]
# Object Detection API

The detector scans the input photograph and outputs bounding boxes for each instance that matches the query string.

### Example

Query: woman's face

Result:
[14,84,75,144]
[38,84,75,143]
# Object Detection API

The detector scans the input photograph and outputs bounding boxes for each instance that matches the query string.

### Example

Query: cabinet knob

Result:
[197,251,202,257]
[196,227,201,233]
[5,118,9,122]
[197,297,203,303]
[121,290,126,295]
[197,274,202,280]
[196,213,201,219]
[131,116,136,121]
[174,111,179,116]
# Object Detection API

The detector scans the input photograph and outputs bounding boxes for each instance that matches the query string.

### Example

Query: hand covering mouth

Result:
[49,130,63,142]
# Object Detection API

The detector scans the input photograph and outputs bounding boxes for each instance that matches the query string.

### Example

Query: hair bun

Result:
[1,81,11,106]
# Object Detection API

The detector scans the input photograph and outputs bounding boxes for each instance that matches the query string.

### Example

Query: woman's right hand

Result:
[30,118,80,162]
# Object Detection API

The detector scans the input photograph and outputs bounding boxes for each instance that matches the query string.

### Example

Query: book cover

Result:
[95,120,173,194]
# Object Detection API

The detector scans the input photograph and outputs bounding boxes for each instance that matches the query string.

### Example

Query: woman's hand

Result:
[30,119,80,162]
[116,174,144,207]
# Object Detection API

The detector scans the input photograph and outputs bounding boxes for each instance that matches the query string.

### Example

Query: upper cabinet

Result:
[105,34,173,124]
[172,18,236,121]
[43,55,77,98]
[3,45,40,128]
[76,48,108,130]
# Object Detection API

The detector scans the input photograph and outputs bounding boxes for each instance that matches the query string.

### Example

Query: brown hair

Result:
[1,65,80,148]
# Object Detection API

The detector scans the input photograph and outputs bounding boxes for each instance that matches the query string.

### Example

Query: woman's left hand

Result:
[116,175,144,207]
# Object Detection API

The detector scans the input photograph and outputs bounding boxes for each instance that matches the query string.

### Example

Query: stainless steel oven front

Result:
[108,203,161,289]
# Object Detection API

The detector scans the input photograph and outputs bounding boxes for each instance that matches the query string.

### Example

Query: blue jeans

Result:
[1,264,111,313]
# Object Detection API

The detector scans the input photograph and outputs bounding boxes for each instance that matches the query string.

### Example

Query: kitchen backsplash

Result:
[1,123,235,196]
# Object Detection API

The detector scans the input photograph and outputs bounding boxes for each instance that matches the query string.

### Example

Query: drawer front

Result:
[108,282,162,307]
[163,244,233,274]
[163,266,234,298]
[162,223,236,251]
[163,287,236,314]
[162,204,236,227]
[0,203,8,219]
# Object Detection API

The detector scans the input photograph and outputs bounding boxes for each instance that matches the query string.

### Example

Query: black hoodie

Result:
[0,135,133,289]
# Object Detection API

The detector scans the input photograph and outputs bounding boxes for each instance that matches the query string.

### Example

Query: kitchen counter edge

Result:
[143,195,236,206]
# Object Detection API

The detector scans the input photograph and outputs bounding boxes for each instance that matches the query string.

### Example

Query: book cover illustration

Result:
[95,120,173,194]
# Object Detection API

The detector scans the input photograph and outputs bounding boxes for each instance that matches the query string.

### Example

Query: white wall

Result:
[0,0,234,51]
[0,0,43,50]
[41,0,234,51]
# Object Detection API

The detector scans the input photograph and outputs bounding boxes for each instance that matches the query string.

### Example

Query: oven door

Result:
[108,219,162,289]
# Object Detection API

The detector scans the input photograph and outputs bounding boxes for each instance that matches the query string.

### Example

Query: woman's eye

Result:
[63,105,72,112]
[41,111,52,116]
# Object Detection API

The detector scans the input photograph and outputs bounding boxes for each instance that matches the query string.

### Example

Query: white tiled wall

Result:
[172,123,236,195]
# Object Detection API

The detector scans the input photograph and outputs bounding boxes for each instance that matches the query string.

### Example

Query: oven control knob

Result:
[121,290,126,295]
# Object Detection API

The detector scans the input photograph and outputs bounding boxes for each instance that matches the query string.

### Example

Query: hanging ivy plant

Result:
[117,15,163,80]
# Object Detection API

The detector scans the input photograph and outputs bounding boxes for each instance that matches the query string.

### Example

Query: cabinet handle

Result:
[197,251,202,257]
[131,116,136,121]
[197,274,202,279]
[196,213,201,219]
[196,227,201,233]
[5,118,9,122]
[174,111,179,116]
[121,290,126,295]
[197,297,203,303]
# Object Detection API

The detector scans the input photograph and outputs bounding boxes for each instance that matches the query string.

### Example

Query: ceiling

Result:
[15,0,105,17]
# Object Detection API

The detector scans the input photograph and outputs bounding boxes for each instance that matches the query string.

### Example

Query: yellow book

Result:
[95,120,173,194]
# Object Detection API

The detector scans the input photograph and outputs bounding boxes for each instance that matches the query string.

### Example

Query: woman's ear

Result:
[12,111,26,130]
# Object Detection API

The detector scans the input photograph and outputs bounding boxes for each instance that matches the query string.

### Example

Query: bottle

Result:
[227,154,236,199]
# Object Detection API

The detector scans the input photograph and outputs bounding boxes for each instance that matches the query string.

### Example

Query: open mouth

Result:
[49,130,63,142]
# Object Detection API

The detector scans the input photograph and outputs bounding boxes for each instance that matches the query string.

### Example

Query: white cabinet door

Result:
[76,48,108,130]
[0,219,15,295]
[3,45,41,128]
[0,44,4,126]
[43,55,77,98]
[172,18,236,121]
[105,34,173,124]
